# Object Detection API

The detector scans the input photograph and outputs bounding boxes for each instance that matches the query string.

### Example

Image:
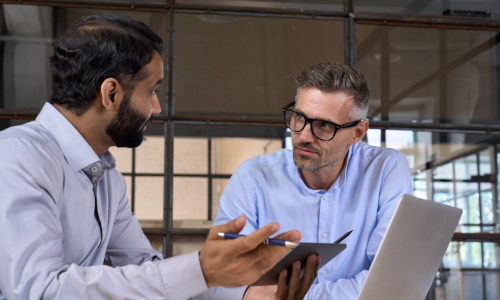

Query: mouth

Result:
[142,116,154,131]
[295,146,319,157]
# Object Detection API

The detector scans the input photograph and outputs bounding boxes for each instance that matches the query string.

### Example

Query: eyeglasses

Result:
[282,102,364,141]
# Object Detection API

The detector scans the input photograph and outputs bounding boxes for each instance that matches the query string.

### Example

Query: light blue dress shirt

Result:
[0,103,210,300]
[214,143,413,299]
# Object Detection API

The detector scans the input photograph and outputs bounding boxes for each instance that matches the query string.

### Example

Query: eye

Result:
[296,113,305,120]
[151,89,158,96]
[318,121,333,130]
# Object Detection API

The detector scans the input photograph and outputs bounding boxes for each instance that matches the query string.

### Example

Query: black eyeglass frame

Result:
[282,102,364,141]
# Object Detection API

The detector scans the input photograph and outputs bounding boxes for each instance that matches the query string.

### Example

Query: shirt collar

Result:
[295,143,355,194]
[36,103,115,173]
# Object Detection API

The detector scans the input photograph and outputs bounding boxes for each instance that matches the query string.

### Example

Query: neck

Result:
[300,152,348,191]
[53,104,112,157]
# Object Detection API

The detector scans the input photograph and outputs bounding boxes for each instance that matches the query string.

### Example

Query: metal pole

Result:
[164,5,175,258]
[343,0,356,69]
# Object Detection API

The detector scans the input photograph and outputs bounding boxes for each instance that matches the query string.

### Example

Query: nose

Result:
[297,122,316,143]
[152,93,161,115]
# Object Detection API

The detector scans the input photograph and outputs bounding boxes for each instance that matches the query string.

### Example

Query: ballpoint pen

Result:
[334,230,353,244]
[218,232,299,248]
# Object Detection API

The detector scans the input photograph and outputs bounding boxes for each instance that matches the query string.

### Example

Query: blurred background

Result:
[1,1,500,299]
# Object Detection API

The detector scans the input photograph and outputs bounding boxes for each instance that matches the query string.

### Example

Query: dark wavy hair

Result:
[50,13,163,116]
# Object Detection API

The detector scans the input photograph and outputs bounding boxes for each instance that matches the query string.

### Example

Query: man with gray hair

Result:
[214,62,412,299]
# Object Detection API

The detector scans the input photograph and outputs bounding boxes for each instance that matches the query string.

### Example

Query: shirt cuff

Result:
[213,286,247,300]
[158,251,208,300]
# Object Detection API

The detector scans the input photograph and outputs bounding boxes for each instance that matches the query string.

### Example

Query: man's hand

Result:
[199,215,301,288]
[243,254,320,300]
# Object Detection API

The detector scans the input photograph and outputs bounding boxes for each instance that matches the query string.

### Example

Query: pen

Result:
[218,232,299,248]
[334,230,353,244]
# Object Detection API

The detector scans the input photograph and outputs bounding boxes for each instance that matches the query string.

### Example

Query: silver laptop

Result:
[357,194,462,300]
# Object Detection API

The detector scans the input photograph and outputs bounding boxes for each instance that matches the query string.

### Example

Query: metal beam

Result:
[0,0,169,12]
[4,109,500,134]
[355,12,500,32]
[452,232,500,243]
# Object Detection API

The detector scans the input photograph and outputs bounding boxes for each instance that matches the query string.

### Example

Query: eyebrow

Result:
[294,108,337,124]
[154,79,163,86]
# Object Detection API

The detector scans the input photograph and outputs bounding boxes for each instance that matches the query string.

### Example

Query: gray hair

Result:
[295,62,370,121]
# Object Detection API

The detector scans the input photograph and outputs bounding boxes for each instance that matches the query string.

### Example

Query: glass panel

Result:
[462,271,485,299]
[442,242,460,268]
[211,138,282,174]
[175,13,343,115]
[455,155,479,181]
[177,0,344,11]
[479,149,492,177]
[434,270,500,300]
[456,198,468,225]
[456,182,478,200]
[135,135,164,174]
[434,163,453,180]
[462,192,481,224]
[358,25,500,125]
[174,138,208,174]
[354,0,500,18]
[485,272,500,299]
[172,236,206,257]
[146,235,163,256]
[109,147,133,173]
[460,242,483,268]
[433,181,454,204]
[135,176,164,228]
[0,5,167,111]
[212,178,230,219]
[173,177,210,228]
[443,241,491,269]
[458,226,481,233]
[480,184,494,224]
[366,129,381,147]
[483,242,498,268]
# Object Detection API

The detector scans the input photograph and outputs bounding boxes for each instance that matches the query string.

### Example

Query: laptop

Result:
[357,194,463,300]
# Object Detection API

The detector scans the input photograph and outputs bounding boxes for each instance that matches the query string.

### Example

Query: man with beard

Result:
[0,13,319,300]
[214,62,413,299]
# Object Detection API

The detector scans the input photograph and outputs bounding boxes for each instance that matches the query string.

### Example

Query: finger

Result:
[233,222,280,254]
[207,215,246,240]
[286,261,301,299]
[275,270,288,300]
[314,256,320,277]
[297,255,317,297]
[272,230,301,243]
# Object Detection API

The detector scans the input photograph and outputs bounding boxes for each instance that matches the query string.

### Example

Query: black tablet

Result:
[251,243,346,286]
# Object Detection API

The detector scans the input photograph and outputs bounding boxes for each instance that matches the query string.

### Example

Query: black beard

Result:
[105,93,151,148]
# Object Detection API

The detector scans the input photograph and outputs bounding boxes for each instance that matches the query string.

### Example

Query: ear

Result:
[348,120,369,146]
[100,78,124,112]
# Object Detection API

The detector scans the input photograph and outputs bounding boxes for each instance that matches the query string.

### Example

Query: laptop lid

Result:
[357,194,462,300]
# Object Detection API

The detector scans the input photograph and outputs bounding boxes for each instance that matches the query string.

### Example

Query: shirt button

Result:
[91,167,98,173]
[322,233,327,238]
[322,270,327,275]
[323,195,328,200]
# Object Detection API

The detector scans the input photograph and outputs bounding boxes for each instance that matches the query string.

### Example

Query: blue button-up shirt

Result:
[0,103,209,300]
[214,143,413,299]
